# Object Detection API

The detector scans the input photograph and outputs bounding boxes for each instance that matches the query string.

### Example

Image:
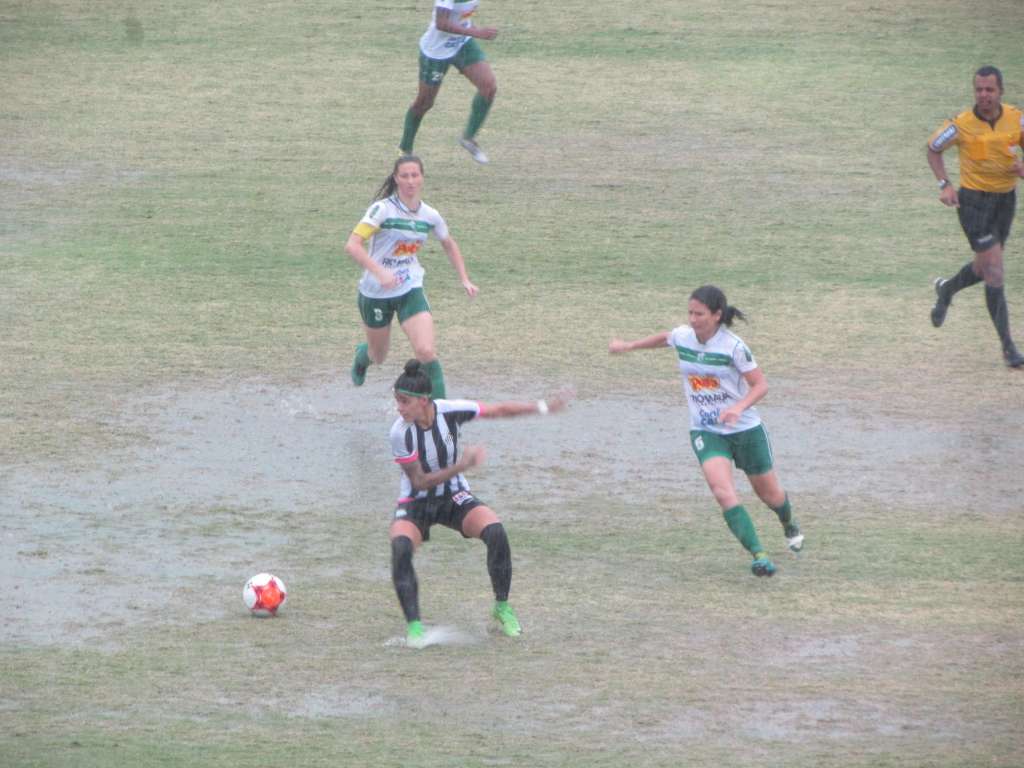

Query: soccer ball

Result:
[243,573,287,617]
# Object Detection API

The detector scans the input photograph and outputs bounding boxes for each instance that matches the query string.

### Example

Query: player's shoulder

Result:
[668,324,694,343]
[435,398,479,414]
[366,196,398,218]
[718,326,751,351]
[416,199,444,222]
[389,415,412,438]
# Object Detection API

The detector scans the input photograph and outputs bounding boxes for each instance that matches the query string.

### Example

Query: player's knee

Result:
[411,95,435,114]
[412,345,437,363]
[391,535,415,565]
[479,81,497,101]
[480,521,507,547]
[709,484,737,508]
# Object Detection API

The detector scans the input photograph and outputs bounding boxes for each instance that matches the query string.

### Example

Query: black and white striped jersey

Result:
[390,399,481,501]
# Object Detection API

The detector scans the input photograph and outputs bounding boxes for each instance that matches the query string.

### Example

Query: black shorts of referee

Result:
[957,187,1016,252]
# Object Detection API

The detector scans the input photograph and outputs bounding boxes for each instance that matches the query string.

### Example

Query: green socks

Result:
[400,108,423,153]
[771,494,792,527]
[723,505,764,556]
[464,93,492,141]
[424,359,445,399]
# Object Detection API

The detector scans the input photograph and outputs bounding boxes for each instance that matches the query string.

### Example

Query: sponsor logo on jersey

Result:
[688,374,720,392]
[393,241,421,257]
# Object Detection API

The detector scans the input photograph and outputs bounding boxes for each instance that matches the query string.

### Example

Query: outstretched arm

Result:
[608,331,670,354]
[478,388,574,419]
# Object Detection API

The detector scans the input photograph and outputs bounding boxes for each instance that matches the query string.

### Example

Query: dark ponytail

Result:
[372,155,424,202]
[690,284,746,327]
[394,359,432,397]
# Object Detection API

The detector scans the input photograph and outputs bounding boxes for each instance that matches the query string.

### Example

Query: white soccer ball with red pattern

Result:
[243,573,287,617]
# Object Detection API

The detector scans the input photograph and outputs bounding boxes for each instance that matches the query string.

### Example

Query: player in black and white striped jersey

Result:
[387,359,572,648]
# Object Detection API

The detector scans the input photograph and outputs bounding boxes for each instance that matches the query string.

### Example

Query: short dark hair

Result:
[975,65,1003,89]
[690,284,747,327]
[394,359,432,397]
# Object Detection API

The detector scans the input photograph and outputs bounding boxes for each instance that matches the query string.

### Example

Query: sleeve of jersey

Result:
[928,120,958,152]
[390,422,418,465]
[430,209,450,241]
[733,341,758,373]
[437,398,481,422]
[353,202,387,240]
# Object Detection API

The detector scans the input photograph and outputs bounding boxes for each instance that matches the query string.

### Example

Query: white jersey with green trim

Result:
[355,195,449,299]
[667,325,761,434]
[419,0,480,60]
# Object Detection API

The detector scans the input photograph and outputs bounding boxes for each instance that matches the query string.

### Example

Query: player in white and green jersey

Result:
[609,285,804,577]
[345,155,479,398]
[399,0,499,164]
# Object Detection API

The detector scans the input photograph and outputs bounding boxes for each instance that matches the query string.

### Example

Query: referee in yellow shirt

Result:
[927,65,1024,368]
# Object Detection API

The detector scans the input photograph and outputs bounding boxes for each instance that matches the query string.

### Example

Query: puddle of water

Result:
[2,375,1019,647]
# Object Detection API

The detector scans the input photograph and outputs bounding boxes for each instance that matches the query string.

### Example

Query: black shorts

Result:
[393,491,483,541]
[957,187,1016,252]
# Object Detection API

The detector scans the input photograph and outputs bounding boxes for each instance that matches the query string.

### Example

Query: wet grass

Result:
[3,494,1021,767]
[3,0,1024,765]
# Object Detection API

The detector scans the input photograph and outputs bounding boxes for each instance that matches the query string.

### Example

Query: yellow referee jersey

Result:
[928,105,1024,193]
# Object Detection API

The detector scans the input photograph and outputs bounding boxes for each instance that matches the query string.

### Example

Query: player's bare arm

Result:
[608,331,670,354]
[401,445,485,491]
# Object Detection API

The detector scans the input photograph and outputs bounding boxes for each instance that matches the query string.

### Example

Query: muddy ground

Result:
[3,373,1020,648]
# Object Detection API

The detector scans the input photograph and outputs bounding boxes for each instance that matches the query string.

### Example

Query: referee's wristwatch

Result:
[938,179,951,190]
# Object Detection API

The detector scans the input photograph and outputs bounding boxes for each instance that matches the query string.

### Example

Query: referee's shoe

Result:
[930,278,952,327]
[1005,342,1024,368]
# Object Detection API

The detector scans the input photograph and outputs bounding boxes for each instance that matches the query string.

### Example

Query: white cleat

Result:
[786,532,805,553]
[459,137,489,164]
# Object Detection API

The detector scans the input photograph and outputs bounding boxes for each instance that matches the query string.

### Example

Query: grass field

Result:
[3,1,1024,766]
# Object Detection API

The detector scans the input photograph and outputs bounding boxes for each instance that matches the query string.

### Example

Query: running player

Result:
[399,0,498,164]
[927,65,1024,368]
[388,360,572,648]
[345,155,477,398]
[608,285,803,577]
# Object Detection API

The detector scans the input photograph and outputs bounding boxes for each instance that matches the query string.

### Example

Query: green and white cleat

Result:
[751,554,777,577]
[784,523,804,553]
[351,343,369,387]
[406,620,427,649]
[492,601,521,637]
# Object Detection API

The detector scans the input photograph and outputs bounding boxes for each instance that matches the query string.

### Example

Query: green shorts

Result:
[419,39,487,85]
[358,288,431,329]
[690,424,775,475]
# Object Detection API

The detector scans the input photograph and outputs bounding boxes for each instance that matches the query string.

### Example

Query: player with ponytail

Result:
[609,285,803,577]
[345,155,477,398]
